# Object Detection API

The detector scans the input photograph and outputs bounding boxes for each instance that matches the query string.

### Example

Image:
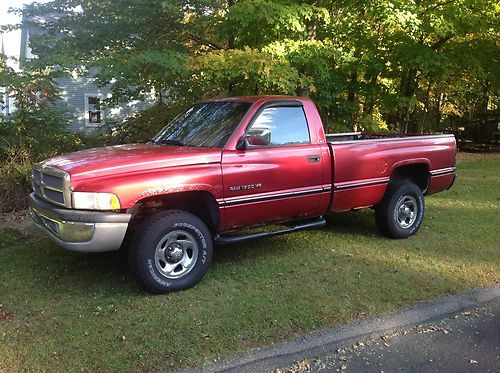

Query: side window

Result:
[247,106,310,146]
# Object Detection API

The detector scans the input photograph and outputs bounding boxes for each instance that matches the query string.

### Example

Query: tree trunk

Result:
[398,68,418,133]
[296,1,316,97]
[418,81,432,134]
[475,81,491,142]
[227,0,235,95]
[435,91,443,130]
[365,72,380,115]
[348,71,358,131]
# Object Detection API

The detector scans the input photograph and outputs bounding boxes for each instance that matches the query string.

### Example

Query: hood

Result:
[42,143,222,180]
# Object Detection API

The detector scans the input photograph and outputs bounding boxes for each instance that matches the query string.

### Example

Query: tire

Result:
[375,181,425,239]
[128,210,213,293]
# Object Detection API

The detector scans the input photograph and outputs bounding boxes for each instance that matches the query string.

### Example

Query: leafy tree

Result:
[18,0,500,135]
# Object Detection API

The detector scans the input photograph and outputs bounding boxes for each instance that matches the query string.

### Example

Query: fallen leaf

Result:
[289,359,310,373]
[420,325,450,334]
[0,307,14,320]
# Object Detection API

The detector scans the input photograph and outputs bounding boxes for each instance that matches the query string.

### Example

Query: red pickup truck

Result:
[29,96,457,293]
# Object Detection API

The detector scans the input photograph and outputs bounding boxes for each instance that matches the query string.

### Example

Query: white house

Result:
[14,6,152,132]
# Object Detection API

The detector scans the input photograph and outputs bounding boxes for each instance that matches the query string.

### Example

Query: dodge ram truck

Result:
[29,96,457,293]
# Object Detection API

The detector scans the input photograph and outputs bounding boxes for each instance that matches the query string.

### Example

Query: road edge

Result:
[181,283,500,373]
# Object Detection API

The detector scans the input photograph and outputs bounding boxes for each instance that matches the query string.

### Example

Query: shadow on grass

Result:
[213,199,498,272]
[213,209,377,262]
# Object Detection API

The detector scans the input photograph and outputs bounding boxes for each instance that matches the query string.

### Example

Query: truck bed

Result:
[325,132,452,143]
[326,133,457,212]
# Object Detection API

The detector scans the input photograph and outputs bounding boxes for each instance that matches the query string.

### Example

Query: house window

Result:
[85,94,102,125]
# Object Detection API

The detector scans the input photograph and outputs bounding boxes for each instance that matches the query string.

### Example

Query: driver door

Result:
[221,103,325,229]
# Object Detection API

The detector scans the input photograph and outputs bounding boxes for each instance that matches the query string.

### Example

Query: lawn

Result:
[0,156,499,371]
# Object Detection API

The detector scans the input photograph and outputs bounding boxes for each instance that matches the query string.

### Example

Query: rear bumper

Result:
[28,193,131,253]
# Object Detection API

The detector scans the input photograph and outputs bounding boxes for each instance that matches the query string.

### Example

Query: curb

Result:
[181,283,500,373]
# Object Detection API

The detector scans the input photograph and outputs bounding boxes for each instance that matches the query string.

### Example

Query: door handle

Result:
[307,155,321,163]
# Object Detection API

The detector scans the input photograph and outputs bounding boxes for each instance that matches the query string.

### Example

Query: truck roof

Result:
[206,95,312,104]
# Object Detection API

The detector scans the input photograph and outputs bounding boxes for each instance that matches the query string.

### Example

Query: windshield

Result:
[152,102,252,148]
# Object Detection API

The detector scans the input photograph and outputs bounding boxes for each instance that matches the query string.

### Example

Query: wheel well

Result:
[390,164,429,192]
[128,191,220,235]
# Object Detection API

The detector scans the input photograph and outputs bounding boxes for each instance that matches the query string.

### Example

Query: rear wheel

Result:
[128,210,213,293]
[375,182,425,239]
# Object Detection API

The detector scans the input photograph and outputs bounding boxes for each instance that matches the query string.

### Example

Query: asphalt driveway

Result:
[184,284,500,373]
[285,297,500,372]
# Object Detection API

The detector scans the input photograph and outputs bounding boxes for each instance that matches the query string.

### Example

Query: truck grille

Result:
[32,165,71,208]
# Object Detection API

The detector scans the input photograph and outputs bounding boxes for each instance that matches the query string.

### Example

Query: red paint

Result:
[40,96,457,233]
[427,174,455,195]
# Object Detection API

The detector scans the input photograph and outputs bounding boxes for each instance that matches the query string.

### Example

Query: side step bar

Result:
[214,217,326,245]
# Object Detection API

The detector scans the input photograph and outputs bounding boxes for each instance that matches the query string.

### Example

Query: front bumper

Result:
[28,193,131,253]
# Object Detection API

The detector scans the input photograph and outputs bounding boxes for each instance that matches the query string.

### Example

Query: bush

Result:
[0,104,91,212]
[0,153,32,213]
[0,64,104,212]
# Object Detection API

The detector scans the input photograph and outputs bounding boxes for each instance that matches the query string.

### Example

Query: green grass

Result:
[1,157,499,372]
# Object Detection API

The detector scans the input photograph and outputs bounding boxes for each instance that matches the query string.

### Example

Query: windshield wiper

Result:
[155,139,186,146]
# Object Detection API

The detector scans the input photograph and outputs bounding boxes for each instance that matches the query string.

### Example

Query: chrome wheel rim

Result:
[154,230,198,279]
[395,195,418,229]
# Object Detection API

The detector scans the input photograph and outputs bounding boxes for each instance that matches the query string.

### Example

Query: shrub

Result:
[0,66,101,212]
[0,153,32,213]
[0,104,82,212]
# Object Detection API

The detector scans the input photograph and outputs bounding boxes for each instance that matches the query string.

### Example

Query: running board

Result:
[214,217,326,245]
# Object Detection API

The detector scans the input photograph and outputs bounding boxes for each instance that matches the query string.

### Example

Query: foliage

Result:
[99,103,187,145]
[0,155,499,370]
[19,0,499,135]
[0,63,92,212]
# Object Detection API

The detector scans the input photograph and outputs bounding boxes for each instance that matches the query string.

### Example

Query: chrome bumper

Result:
[28,193,131,253]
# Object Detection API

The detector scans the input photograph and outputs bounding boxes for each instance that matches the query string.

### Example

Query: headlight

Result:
[72,192,121,210]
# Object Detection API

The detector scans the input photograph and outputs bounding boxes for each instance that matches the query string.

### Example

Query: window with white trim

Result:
[85,94,102,125]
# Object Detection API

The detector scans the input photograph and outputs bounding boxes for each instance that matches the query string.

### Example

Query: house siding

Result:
[55,76,153,133]
[55,76,109,132]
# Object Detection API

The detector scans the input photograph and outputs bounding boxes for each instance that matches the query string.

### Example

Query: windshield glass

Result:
[152,102,252,148]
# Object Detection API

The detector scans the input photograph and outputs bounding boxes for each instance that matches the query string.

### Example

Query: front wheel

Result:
[375,182,425,239]
[128,210,213,293]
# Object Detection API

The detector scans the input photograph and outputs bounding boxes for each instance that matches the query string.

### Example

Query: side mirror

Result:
[236,128,271,150]
[236,136,249,150]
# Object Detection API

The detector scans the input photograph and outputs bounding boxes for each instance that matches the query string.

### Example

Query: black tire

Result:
[128,210,213,293]
[375,181,425,239]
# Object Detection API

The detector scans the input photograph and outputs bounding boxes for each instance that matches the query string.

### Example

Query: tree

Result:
[19,0,500,134]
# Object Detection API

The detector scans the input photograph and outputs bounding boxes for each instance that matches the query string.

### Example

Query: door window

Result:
[247,106,310,146]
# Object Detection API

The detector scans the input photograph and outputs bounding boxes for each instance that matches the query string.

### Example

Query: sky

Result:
[1,0,50,66]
